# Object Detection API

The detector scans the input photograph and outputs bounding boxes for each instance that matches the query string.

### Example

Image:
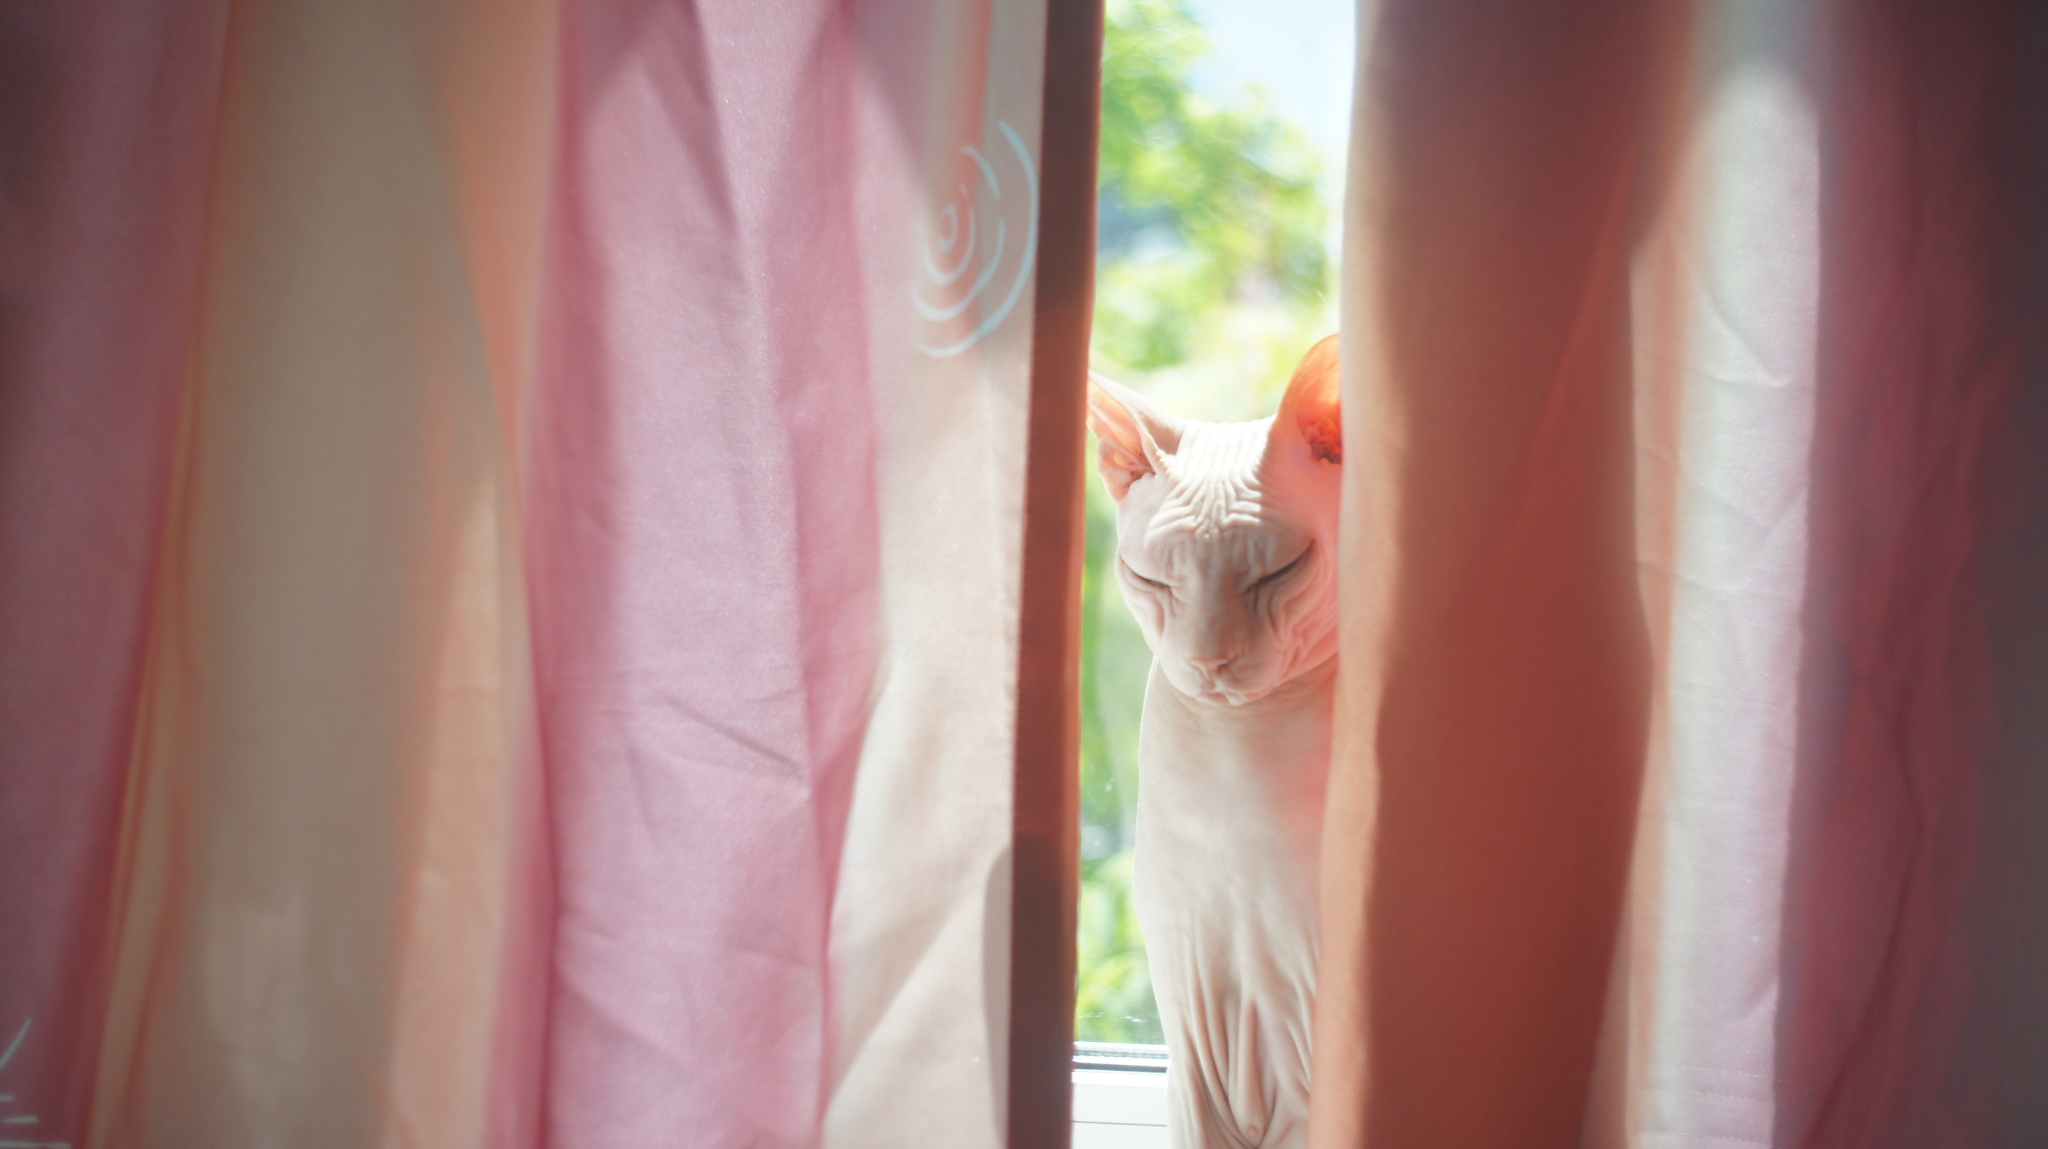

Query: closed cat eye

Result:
[1119,559,1170,590]
[1251,546,1312,592]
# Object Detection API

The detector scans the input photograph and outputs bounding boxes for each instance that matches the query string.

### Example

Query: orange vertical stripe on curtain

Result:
[1314,1,1670,1145]
[1008,2,1102,1147]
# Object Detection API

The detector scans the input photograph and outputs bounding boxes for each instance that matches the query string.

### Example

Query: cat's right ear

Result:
[1087,373,1183,500]
[1277,334,1340,465]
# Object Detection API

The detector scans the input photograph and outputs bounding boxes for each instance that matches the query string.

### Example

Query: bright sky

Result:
[1186,0,1356,190]
[1102,0,1357,422]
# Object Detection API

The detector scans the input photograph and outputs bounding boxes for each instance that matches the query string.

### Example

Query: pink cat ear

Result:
[1087,372,1183,500]
[1277,334,1340,464]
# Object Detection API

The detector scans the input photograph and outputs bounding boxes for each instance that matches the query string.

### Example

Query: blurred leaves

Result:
[1076,850,1160,1044]
[1093,0,1330,373]
[1077,470,1156,1043]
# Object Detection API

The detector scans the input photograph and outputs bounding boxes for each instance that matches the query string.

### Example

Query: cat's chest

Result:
[1132,663,1331,906]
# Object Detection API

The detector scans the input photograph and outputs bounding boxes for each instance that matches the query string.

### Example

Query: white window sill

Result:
[1072,1043,1168,1148]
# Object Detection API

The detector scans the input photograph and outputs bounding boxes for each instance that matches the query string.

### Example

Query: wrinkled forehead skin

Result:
[1118,418,1335,567]
[1115,415,1340,704]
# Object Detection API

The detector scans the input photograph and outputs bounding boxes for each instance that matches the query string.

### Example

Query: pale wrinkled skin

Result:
[1089,353,1339,1149]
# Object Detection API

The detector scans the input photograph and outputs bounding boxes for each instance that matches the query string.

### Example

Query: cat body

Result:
[1135,649,1331,1147]
[1088,338,1341,1149]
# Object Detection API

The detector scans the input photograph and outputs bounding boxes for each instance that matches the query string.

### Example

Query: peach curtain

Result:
[0,2,1083,1147]
[1316,0,2048,1146]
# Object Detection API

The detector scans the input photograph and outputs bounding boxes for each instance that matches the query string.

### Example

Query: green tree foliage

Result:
[1076,474,1157,1043]
[1092,0,1330,372]
[1075,0,1335,1045]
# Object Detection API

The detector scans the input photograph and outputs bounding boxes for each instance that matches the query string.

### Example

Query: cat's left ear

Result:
[1087,372,1183,500]
[1276,334,1340,465]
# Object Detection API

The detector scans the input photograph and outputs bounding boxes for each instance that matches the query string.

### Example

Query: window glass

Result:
[1077,0,1353,1047]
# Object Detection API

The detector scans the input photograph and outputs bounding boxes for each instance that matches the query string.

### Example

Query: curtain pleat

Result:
[528,1,1054,1144]
[26,0,2048,1146]
[3,2,1057,1146]
[527,1,881,1142]
[1314,2,1671,1144]
[822,4,1059,1144]
[0,2,230,1137]
[1589,2,1823,1144]
[1774,3,2048,1145]
[1317,1,2048,1147]
[86,1,541,1143]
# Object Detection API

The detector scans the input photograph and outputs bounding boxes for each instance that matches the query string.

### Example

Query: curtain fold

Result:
[527,1,880,1140]
[21,0,2048,1146]
[0,2,231,1137]
[1774,3,2048,1143]
[1590,2,1822,1144]
[87,1,542,1141]
[1317,1,2048,1147]
[817,0,1056,1139]
[1,2,1068,1147]
[1314,1,1670,1144]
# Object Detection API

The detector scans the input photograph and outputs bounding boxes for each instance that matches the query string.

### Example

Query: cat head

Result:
[1088,335,1341,706]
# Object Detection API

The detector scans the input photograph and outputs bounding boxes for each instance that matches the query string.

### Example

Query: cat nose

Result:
[1191,654,1234,676]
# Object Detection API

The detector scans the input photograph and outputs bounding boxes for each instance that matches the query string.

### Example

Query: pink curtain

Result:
[19,0,2048,1147]
[0,2,230,1137]
[1316,0,2048,1146]
[0,2,1068,1147]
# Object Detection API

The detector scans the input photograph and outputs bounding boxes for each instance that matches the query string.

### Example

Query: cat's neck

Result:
[1152,653,1337,729]
[1138,652,1332,816]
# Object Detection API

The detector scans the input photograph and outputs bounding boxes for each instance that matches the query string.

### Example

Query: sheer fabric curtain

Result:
[19,0,2048,1147]
[1316,0,2048,1146]
[0,2,1088,1147]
